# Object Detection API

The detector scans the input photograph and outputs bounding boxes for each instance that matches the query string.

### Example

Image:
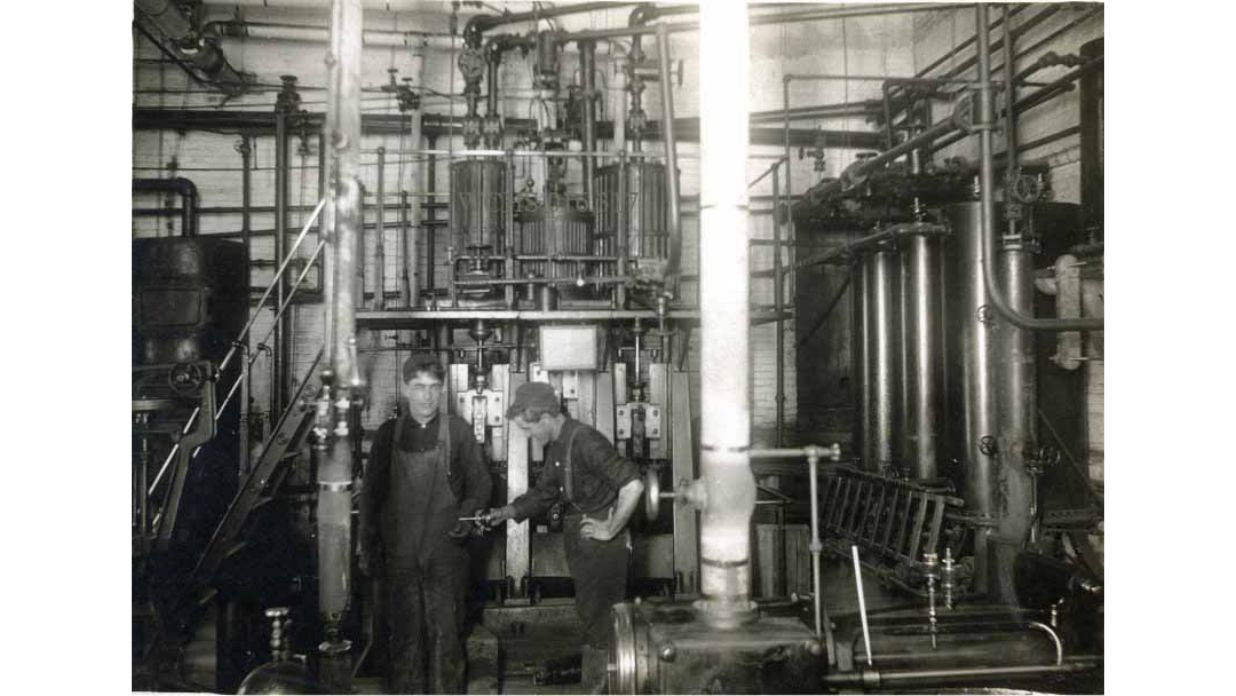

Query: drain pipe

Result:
[679,0,757,631]
[133,178,199,237]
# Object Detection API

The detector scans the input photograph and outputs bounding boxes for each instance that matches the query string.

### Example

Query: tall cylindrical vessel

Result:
[594,162,670,260]
[864,249,898,472]
[853,259,873,469]
[905,233,942,480]
[943,202,998,587]
[450,159,507,254]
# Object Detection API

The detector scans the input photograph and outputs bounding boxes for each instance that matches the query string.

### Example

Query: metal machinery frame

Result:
[131,2,1104,693]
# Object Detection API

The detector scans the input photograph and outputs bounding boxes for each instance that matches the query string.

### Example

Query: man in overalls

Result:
[361,355,492,694]
[485,382,645,693]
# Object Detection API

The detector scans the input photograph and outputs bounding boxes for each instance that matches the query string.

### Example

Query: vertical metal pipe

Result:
[1078,37,1103,236]
[317,2,362,685]
[580,39,598,212]
[238,137,253,467]
[970,3,1001,593]
[616,153,629,308]
[993,4,1036,599]
[855,258,873,469]
[655,25,683,280]
[273,113,290,419]
[906,234,940,479]
[865,250,897,472]
[406,42,425,307]
[694,0,756,629]
[425,139,437,293]
[773,164,785,446]
[375,147,386,310]
[896,244,911,472]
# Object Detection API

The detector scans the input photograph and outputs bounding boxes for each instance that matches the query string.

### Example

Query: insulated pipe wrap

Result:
[695,0,755,628]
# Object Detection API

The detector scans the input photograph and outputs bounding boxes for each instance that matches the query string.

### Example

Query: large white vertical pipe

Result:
[694,0,756,629]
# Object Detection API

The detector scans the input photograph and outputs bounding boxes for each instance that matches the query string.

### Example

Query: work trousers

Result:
[385,545,469,694]
[562,514,631,649]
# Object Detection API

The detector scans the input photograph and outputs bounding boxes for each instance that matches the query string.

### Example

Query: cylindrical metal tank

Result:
[863,249,899,472]
[608,600,819,694]
[905,233,943,480]
[594,162,670,259]
[515,203,595,289]
[132,238,249,366]
[943,201,998,592]
[450,159,507,254]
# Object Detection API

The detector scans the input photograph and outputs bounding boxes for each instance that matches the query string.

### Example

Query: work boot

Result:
[580,644,609,694]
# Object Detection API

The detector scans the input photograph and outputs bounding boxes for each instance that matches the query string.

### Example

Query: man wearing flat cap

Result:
[485,381,644,693]
[361,354,492,694]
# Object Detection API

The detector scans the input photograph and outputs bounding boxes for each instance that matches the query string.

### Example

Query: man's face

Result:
[513,412,554,444]
[403,372,443,422]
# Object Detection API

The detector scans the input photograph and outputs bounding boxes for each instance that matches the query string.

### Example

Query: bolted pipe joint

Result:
[694,449,758,629]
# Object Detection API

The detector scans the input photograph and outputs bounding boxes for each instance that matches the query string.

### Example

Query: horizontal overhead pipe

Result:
[131,109,881,149]
[132,177,199,236]
[135,0,250,96]
[463,2,634,46]
[797,116,958,204]
[565,3,974,43]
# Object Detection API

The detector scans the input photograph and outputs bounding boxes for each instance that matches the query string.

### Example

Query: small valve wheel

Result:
[168,362,207,394]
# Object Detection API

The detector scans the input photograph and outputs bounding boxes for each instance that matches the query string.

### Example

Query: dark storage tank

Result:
[133,237,249,367]
[133,237,248,555]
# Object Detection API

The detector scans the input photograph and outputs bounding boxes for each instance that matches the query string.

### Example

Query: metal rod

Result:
[656,24,683,282]
[852,545,874,666]
[216,200,326,375]
[616,152,629,308]
[274,112,290,419]
[580,39,598,212]
[823,658,1102,688]
[773,163,785,446]
[783,72,1032,87]
[375,147,386,310]
[425,138,437,292]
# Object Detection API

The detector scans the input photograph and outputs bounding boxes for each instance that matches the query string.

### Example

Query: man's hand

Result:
[448,520,474,541]
[579,507,619,541]
[483,505,518,527]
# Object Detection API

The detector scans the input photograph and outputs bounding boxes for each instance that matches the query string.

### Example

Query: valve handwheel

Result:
[168,362,208,395]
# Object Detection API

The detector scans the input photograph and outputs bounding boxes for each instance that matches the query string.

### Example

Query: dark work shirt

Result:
[361,413,491,543]
[510,418,640,521]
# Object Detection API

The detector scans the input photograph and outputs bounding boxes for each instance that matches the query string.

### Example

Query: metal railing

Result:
[146,198,326,499]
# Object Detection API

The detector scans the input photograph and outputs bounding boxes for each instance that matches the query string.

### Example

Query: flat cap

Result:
[505,381,559,418]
